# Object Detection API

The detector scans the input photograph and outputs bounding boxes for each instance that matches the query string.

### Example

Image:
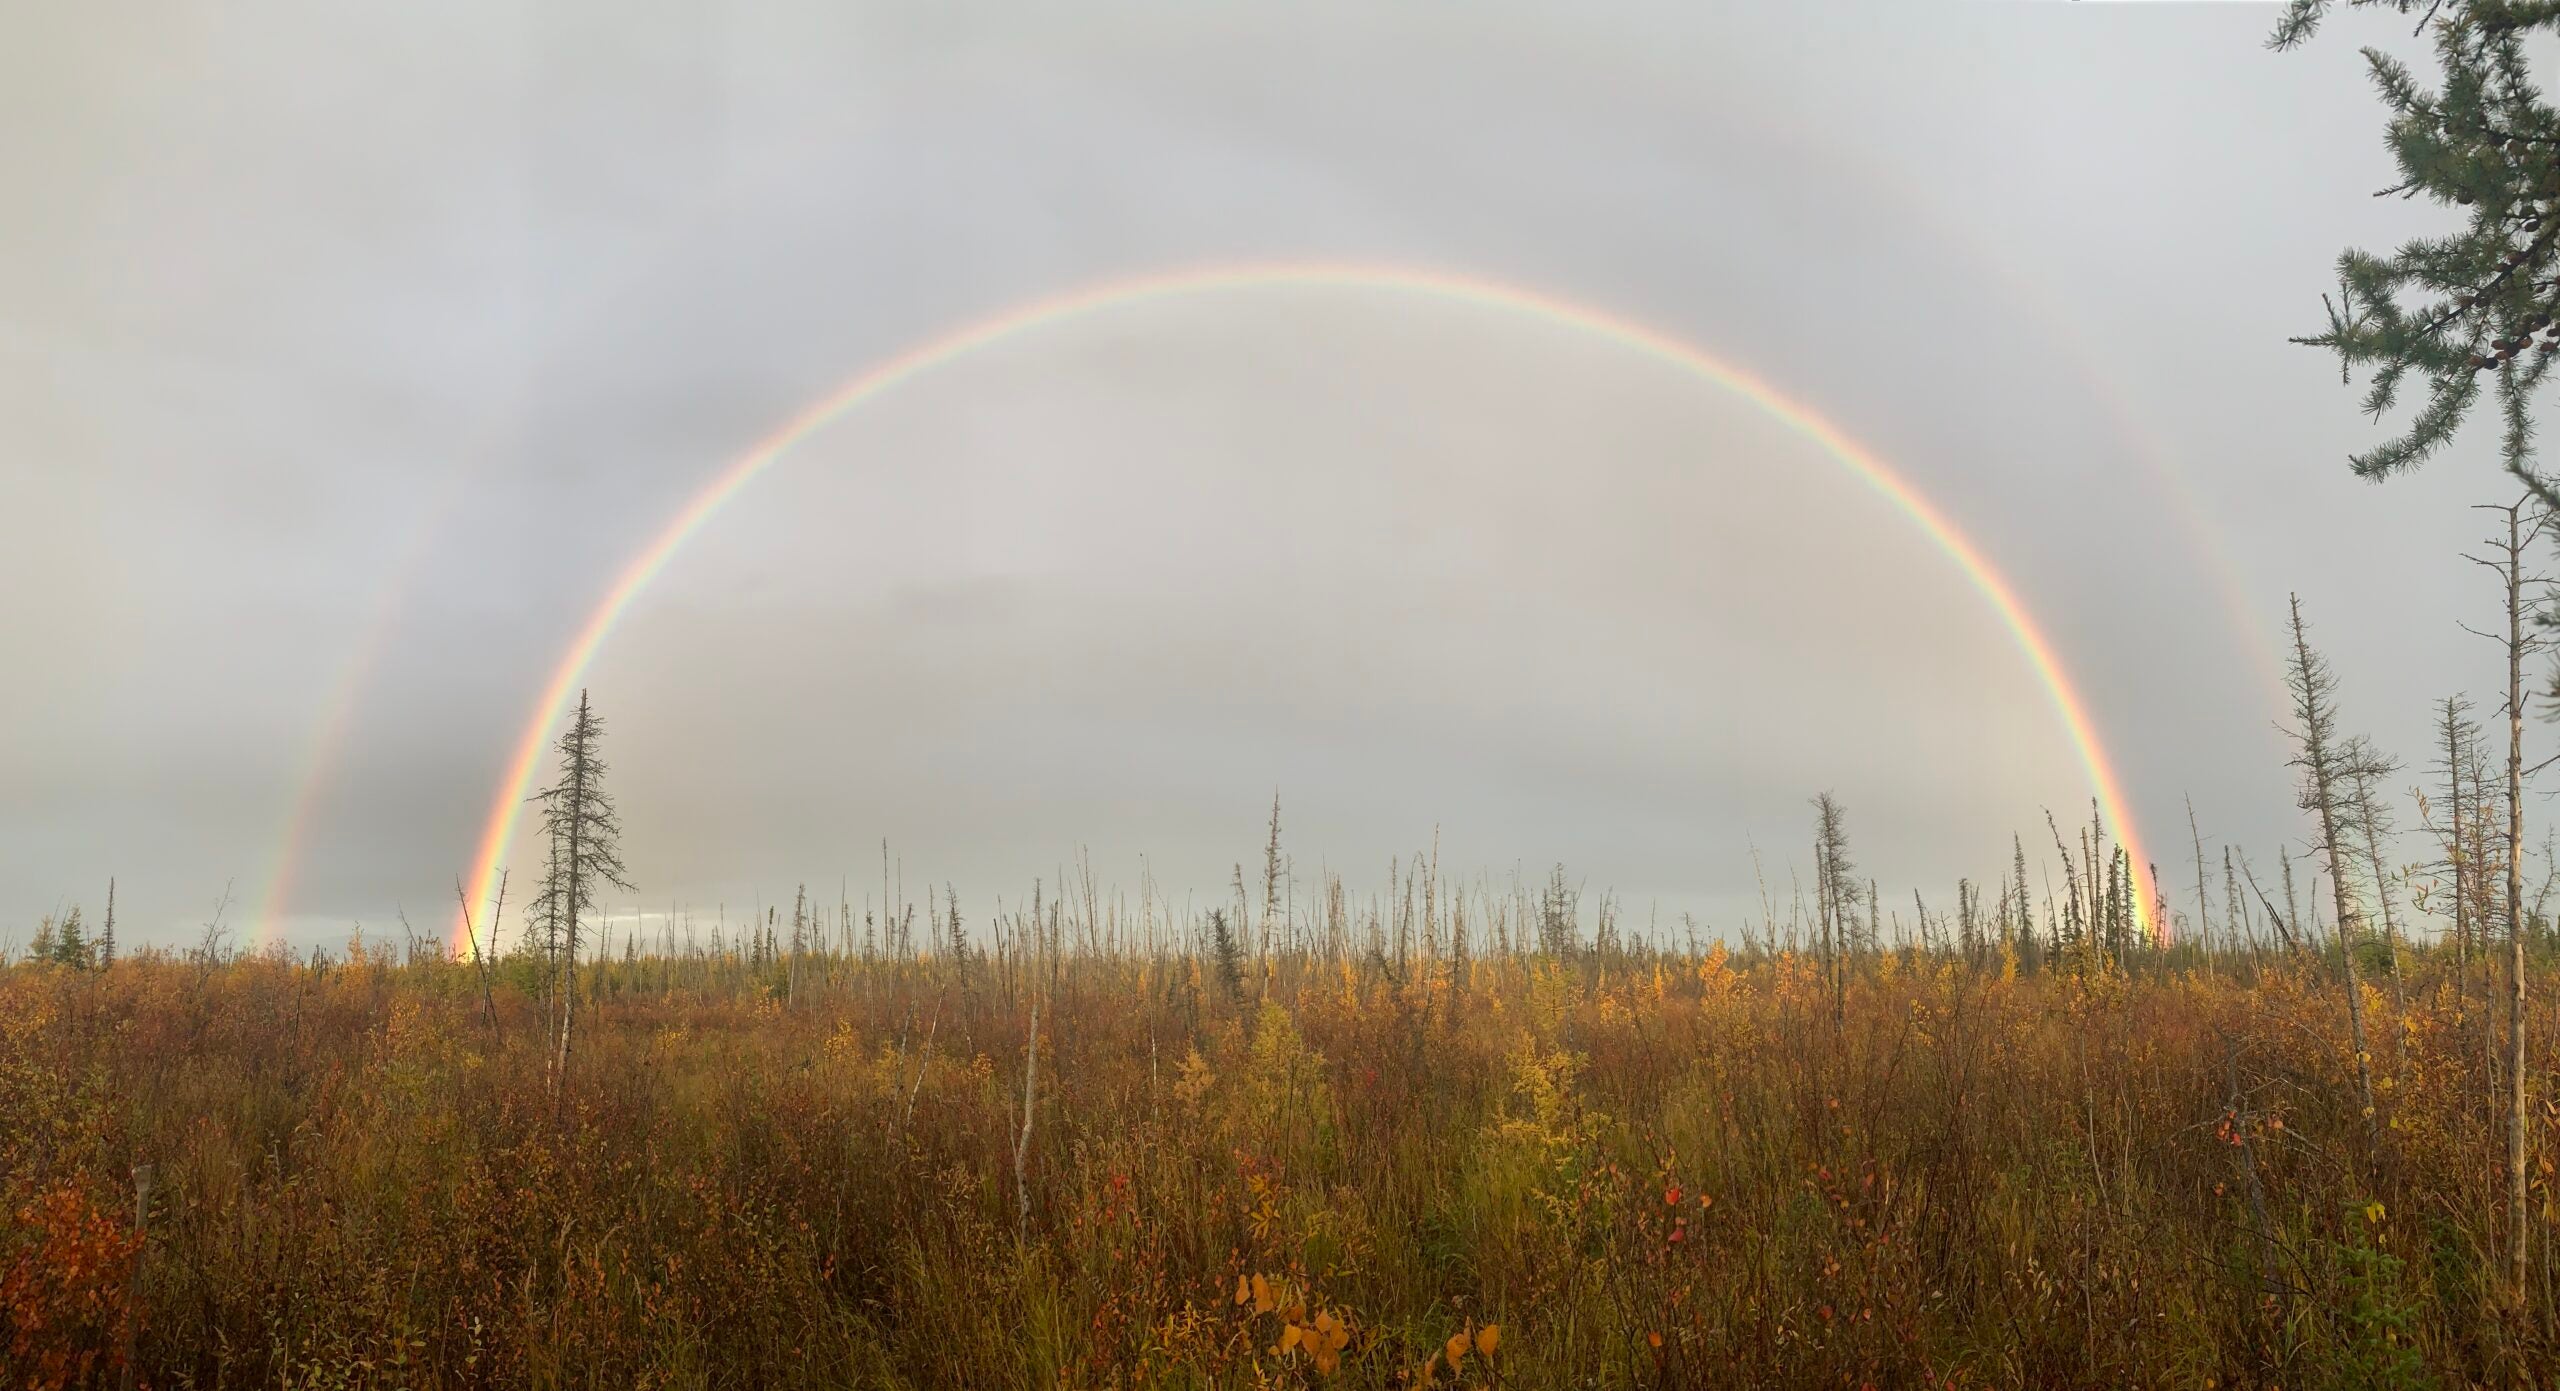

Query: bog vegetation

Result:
[6,764,2559,1387]
[8,520,2560,1388]
[26,9,2560,1380]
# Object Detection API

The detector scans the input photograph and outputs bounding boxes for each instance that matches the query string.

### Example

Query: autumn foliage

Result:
[1,938,2554,1387]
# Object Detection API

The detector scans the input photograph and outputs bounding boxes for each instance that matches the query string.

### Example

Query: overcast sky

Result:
[1,1,2531,950]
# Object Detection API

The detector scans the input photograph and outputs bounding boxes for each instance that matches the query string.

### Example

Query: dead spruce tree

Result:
[2281,594,2389,1154]
[2188,796,2214,959]
[1015,929,1043,1248]
[2345,740,2408,1018]
[1260,794,1284,978]
[1812,793,1856,1029]
[2425,695,2483,978]
[2465,496,2552,1306]
[529,689,633,1123]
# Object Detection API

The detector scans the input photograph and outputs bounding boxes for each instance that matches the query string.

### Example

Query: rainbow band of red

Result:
[455,262,2155,952]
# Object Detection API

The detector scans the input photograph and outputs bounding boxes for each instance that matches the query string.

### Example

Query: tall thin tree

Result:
[2187,797,2212,961]
[529,689,633,1122]
[1260,794,1284,979]
[2345,739,2409,1019]
[2429,695,2481,977]
[2281,594,2387,1150]
[1812,794,1855,1028]
[2465,497,2551,1305]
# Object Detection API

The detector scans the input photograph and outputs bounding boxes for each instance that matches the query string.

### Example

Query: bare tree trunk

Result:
[556,881,575,1124]
[2349,761,2408,1055]
[2220,1042,2276,1314]
[1014,976,1041,1246]
[2499,507,2532,1309]
[118,1163,151,1391]
[556,917,575,1126]
[1815,836,1842,1032]
[2469,745,2491,971]
[2188,795,2212,965]
[1812,796,1853,1032]
[2279,848,2304,958]
[1261,796,1284,987]
[2443,698,2472,987]
[2468,498,2546,1307]
[456,873,506,1034]
[2283,595,2380,1150]
[541,832,562,1087]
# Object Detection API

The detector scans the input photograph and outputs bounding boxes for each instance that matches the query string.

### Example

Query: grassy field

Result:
[4,922,2555,1390]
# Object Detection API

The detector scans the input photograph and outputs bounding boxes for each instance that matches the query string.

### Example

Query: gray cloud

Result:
[0,1,2520,947]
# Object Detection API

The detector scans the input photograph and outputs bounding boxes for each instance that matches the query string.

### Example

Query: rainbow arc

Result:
[452,262,2156,952]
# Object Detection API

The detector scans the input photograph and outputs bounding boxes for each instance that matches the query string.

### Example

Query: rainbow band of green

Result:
[456,261,2155,951]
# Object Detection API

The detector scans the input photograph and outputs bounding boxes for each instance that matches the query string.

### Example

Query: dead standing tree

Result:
[1812,793,1856,1031]
[454,871,507,1033]
[2345,741,2408,1019]
[1260,794,1284,988]
[2281,594,2392,1158]
[2463,497,2554,1308]
[2421,696,2482,981]
[2188,795,2215,963]
[529,689,634,1126]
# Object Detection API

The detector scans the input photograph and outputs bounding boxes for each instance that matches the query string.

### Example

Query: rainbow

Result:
[254,622,395,946]
[453,261,2157,952]
[254,97,2280,948]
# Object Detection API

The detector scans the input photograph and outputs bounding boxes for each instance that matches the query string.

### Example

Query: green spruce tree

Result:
[1205,908,1244,1003]
[52,906,89,969]
[2279,1,2560,487]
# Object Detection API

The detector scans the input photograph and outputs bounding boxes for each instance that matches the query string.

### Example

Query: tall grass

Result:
[3,925,2554,1387]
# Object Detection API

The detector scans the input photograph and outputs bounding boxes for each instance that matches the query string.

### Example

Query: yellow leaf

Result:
[1446,1330,1469,1366]
[1475,1323,1500,1358]
[1252,1273,1275,1313]
[1280,1323,1303,1352]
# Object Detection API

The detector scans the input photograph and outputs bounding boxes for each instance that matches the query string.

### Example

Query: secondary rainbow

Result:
[455,261,2157,952]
